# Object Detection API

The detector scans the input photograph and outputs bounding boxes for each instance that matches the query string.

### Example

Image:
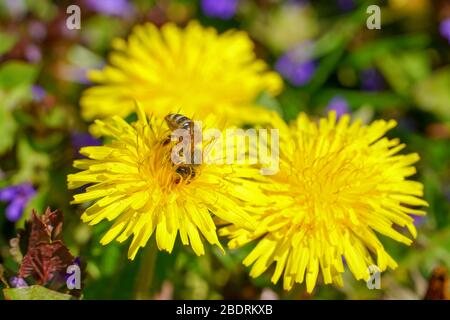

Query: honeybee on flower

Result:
[67,103,269,259]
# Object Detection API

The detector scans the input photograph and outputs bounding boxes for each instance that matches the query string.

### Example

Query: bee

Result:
[165,113,195,133]
[164,113,198,182]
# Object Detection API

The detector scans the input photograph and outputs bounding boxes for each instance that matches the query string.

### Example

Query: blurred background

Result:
[0,0,449,299]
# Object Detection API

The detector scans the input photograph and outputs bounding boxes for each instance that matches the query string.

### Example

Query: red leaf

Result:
[42,207,63,240]
[19,242,74,285]
[15,208,74,287]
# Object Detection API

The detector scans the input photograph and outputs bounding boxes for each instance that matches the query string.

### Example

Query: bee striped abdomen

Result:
[164,113,198,184]
[165,114,193,131]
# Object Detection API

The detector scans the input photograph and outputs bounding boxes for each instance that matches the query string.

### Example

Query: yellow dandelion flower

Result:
[221,111,428,293]
[80,21,283,124]
[67,104,266,259]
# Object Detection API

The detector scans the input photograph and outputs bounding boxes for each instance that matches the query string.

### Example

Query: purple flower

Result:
[413,215,426,227]
[325,96,350,117]
[31,85,46,102]
[440,18,450,44]
[275,43,316,87]
[4,0,26,18]
[10,277,28,288]
[28,21,47,42]
[24,44,42,63]
[59,66,95,85]
[65,257,82,287]
[74,67,92,85]
[0,183,36,222]
[361,68,385,91]
[71,132,101,158]
[201,0,239,20]
[85,0,134,17]
[288,0,308,5]
[73,257,81,266]
[337,0,355,12]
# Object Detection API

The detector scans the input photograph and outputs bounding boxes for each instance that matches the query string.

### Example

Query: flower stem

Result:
[134,243,158,300]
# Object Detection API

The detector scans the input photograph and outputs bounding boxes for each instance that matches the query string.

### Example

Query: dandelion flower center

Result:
[135,134,195,191]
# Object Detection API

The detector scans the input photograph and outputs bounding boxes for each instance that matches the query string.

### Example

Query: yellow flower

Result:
[221,112,427,293]
[80,21,283,124]
[67,104,266,259]
[389,0,431,15]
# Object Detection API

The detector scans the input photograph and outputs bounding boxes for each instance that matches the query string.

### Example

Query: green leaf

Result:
[399,51,431,83]
[83,16,124,52]
[311,88,406,110]
[0,61,39,89]
[255,91,282,115]
[314,4,369,58]
[0,105,18,154]
[413,67,450,120]
[12,137,50,184]
[18,186,48,227]
[3,285,74,300]
[376,51,432,96]
[344,34,431,69]
[0,32,17,56]
[42,106,67,128]
[100,243,122,277]
[0,85,33,111]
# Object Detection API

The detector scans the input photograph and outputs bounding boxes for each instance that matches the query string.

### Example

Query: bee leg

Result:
[162,135,171,146]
